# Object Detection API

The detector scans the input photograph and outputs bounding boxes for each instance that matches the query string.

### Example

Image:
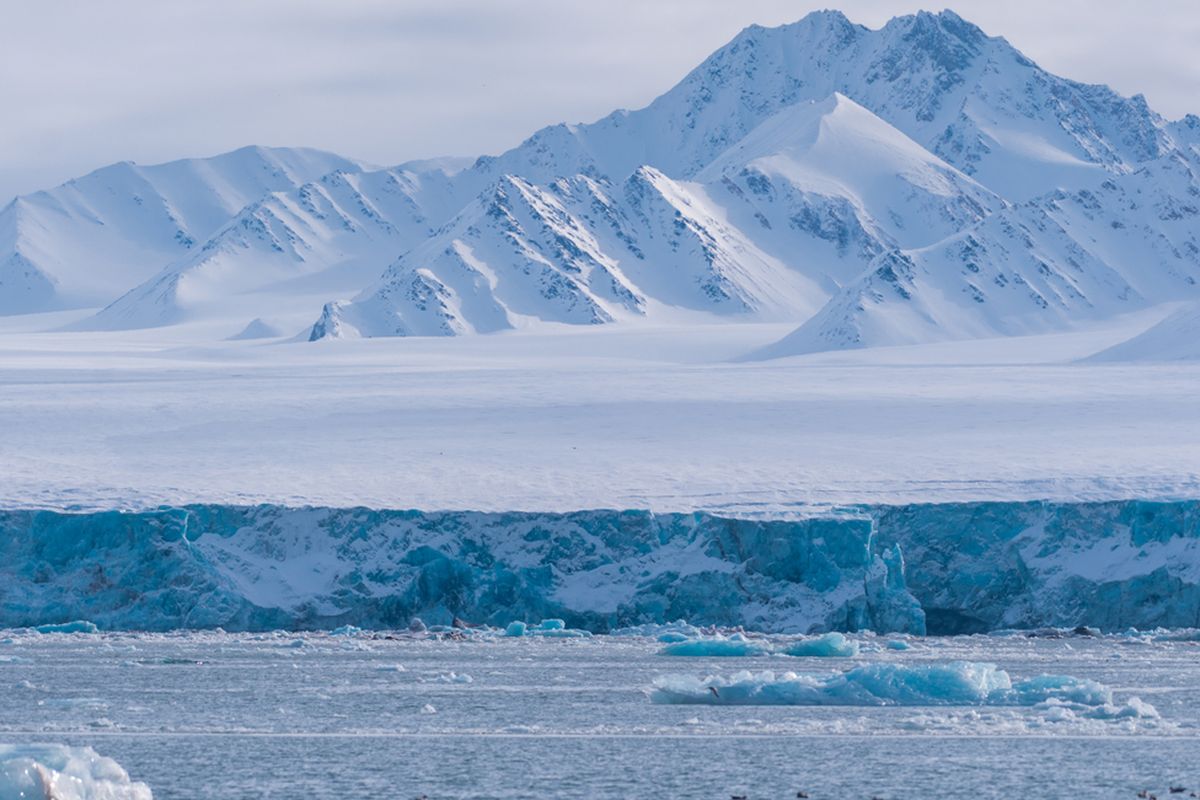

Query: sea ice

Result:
[0,744,151,800]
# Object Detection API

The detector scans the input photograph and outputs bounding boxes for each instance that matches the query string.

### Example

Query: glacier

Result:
[1,500,1198,634]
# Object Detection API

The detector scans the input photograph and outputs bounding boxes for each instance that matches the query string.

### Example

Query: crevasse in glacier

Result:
[1,500,1197,633]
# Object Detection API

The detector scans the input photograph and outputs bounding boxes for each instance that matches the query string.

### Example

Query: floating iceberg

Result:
[612,622,704,639]
[661,632,858,658]
[502,619,591,638]
[780,632,860,657]
[0,744,152,800]
[649,661,1144,712]
[659,635,771,657]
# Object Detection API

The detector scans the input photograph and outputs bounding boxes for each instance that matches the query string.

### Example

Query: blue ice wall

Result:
[0,500,1196,633]
[873,500,1200,633]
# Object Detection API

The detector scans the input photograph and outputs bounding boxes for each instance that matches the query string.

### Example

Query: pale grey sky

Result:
[3,1,1198,202]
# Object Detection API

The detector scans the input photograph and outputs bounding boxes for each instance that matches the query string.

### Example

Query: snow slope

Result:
[1088,302,1200,362]
[1,316,1198,513]
[0,146,362,314]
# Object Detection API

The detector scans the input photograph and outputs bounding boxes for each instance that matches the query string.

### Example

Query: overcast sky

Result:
[3,1,1198,202]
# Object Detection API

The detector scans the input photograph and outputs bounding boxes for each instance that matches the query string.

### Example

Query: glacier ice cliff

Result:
[0,500,1197,634]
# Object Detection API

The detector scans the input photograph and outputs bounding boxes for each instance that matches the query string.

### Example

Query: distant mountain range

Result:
[3,10,1198,356]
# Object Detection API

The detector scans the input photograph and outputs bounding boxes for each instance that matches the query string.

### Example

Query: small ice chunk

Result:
[425,672,473,684]
[0,744,152,799]
[532,628,591,638]
[659,637,771,657]
[375,664,406,672]
[34,620,99,634]
[657,632,691,643]
[329,625,363,636]
[408,618,427,633]
[419,704,437,714]
[781,632,860,658]
[505,621,527,637]
[537,619,565,631]
[886,640,911,651]
[1007,674,1111,706]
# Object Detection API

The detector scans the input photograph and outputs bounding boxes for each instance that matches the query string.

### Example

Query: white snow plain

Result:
[1,307,1197,513]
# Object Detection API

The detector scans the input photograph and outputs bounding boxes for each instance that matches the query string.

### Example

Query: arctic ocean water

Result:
[2,630,1199,799]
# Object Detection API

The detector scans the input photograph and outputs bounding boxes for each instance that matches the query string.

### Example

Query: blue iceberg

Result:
[659,635,772,657]
[780,632,860,657]
[650,661,1139,711]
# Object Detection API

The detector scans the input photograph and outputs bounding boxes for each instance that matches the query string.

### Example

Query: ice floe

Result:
[0,744,151,800]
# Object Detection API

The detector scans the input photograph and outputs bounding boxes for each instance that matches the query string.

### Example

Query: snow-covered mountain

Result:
[0,146,363,314]
[756,151,1200,357]
[304,10,1200,349]
[4,9,1199,356]
[470,9,1173,199]
[311,94,1000,339]
[84,159,467,330]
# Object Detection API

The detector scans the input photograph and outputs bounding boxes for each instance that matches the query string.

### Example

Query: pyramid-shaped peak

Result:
[698,92,943,178]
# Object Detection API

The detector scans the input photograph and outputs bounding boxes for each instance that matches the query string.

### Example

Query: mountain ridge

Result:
[2,9,1197,358]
